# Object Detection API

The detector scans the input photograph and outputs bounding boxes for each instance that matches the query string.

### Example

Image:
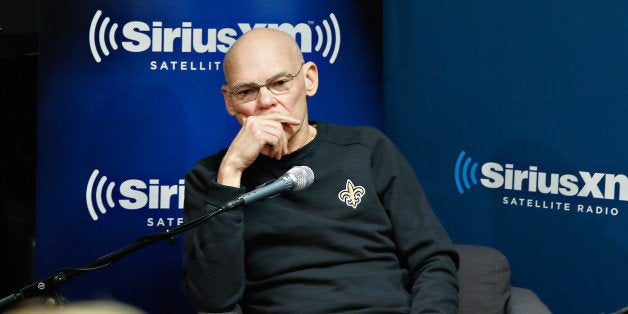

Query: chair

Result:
[455,244,551,314]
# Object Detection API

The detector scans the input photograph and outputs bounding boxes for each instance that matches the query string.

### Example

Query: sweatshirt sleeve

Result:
[371,131,460,313]
[181,158,247,312]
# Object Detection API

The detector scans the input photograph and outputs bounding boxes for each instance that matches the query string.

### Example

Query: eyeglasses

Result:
[226,63,304,102]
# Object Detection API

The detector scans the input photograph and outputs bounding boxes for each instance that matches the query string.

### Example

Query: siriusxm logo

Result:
[88,10,341,64]
[454,151,628,202]
[454,151,479,194]
[85,169,184,221]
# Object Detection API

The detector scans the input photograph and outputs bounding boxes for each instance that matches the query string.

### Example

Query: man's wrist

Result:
[217,163,242,187]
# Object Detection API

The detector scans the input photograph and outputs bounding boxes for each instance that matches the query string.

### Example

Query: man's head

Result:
[221,28,318,126]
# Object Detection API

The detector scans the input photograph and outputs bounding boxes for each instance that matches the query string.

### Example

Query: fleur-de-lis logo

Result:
[338,179,365,209]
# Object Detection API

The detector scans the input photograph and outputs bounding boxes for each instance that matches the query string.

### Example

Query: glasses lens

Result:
[232,85,259,101]
[267,75,294,94]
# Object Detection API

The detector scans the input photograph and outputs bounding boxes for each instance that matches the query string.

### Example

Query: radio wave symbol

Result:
[454,151,479,194]
[314,13,341,64]
[89,10,119,63]
[86,169,116,221]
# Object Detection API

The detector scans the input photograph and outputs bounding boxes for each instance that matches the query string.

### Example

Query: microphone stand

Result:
[0,203,237,311]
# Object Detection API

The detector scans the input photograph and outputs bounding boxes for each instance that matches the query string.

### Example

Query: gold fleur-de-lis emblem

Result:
[338,179,365,209]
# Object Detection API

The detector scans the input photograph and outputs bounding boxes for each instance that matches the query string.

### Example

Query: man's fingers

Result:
[236,113,301,160]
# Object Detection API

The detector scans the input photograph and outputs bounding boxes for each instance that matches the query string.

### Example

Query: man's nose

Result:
[256,86,276,108]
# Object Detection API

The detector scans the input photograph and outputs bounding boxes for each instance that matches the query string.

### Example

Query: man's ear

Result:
[303,62,319,96]
[221,85,237,116]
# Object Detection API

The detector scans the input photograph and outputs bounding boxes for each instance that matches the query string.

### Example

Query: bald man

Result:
[182,28,459,314]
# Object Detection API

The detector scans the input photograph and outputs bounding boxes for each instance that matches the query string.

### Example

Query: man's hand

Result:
[217,113,301,187]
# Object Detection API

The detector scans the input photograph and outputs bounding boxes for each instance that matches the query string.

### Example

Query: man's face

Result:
[223,61,308,126]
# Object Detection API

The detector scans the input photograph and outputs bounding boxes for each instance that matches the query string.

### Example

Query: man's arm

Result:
[372,133,459,313]
[182,160,247,312]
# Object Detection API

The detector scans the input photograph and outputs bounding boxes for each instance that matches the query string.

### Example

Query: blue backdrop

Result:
[36,1,628,313]
[36,1,382,313]
[384,1,627,313]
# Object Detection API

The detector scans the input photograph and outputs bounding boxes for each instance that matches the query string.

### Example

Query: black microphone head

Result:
[287,166,315,191]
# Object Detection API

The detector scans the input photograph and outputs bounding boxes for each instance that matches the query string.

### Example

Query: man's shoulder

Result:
[320,121,389,145]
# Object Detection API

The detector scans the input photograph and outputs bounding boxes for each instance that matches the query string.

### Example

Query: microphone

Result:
[223,166,314,210]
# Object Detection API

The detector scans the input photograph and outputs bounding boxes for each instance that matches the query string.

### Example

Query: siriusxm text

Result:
[480,163,627,201]
[121,22,317,53]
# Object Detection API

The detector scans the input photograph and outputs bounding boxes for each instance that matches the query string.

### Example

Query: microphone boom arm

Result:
[0,165,313,311]
[0,203,234,310]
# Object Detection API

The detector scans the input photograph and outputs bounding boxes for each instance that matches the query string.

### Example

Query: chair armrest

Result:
[507,287,551,314]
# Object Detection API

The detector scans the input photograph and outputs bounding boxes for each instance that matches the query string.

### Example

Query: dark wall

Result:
[0,0,39,297]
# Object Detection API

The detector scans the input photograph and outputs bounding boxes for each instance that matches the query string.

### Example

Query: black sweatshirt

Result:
[182,122,459,313]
